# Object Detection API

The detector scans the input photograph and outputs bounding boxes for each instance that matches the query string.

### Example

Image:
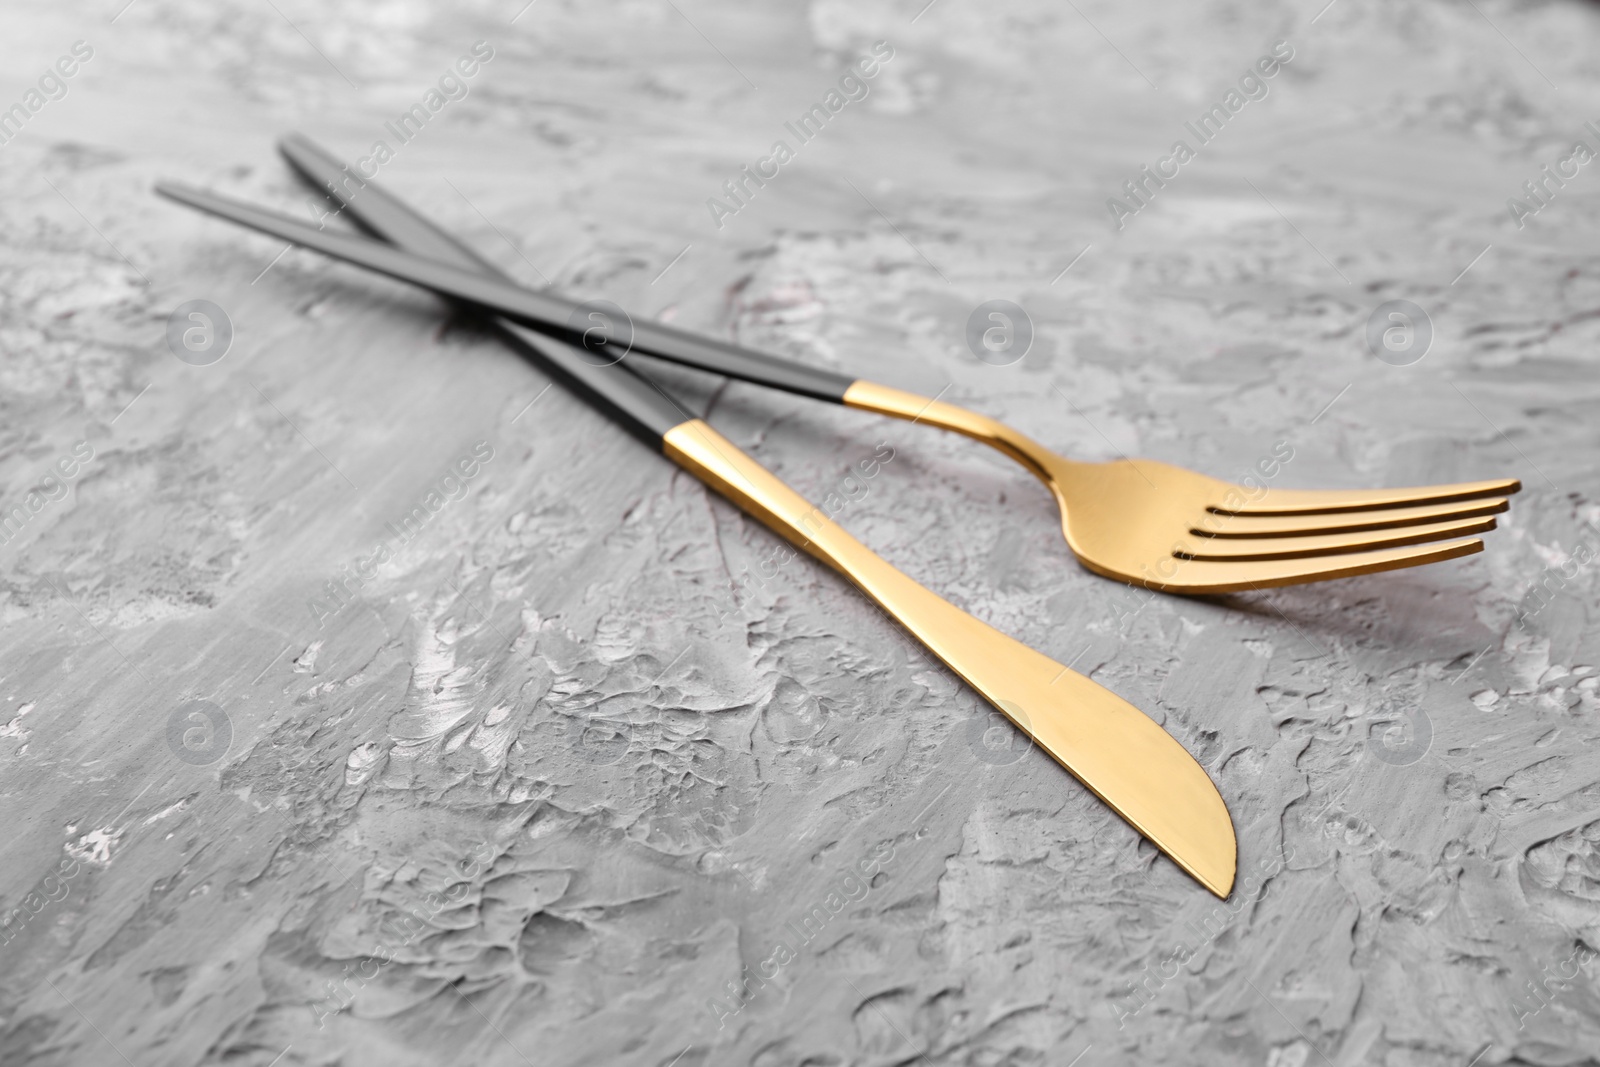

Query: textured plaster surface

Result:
[0,0,1598,1064]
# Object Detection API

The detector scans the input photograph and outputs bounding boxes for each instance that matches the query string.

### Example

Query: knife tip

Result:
[1159,834,1236,900]
[1187,848,1237,899]
[1201,870,1236,900]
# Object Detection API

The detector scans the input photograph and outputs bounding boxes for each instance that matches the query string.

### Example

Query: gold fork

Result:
[847,382,1520,595]
[154,177,1521,596]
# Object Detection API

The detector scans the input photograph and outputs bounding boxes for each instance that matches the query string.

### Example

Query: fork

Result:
[844,381,1519,594]
[155,149,1521,596]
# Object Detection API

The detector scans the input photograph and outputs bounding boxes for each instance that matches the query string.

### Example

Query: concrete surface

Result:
[0,0,1598,1064]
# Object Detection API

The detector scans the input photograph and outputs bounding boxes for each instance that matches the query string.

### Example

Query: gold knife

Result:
[668,418,1237,898]
[160,138,1240,897]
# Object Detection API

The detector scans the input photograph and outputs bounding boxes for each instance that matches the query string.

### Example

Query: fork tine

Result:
[1213,477,1521,515]
[1176,516,1495,561]
[1133,538,1485,595]
[1192,497,1508,538]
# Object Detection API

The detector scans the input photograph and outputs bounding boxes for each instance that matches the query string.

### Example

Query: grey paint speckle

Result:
[1,1,1599,1065]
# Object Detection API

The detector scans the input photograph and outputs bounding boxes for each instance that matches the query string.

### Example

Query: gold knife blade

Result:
[666,419,1238,897]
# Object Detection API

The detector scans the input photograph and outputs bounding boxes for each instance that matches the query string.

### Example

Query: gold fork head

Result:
[1044,456,1509,595]
[843,382,1519,596]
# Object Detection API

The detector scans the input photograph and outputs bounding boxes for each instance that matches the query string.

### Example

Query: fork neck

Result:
[842,380,1073,486]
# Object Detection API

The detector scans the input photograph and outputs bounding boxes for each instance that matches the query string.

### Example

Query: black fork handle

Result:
[156,161,857,406]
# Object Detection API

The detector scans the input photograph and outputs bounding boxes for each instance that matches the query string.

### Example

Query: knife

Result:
[156,138,1239,896]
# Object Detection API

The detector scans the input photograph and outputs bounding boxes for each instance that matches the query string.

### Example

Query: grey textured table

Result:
[2,1,1598,1064]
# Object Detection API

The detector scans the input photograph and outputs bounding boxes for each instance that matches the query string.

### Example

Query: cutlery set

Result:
[157,135,1520,898]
